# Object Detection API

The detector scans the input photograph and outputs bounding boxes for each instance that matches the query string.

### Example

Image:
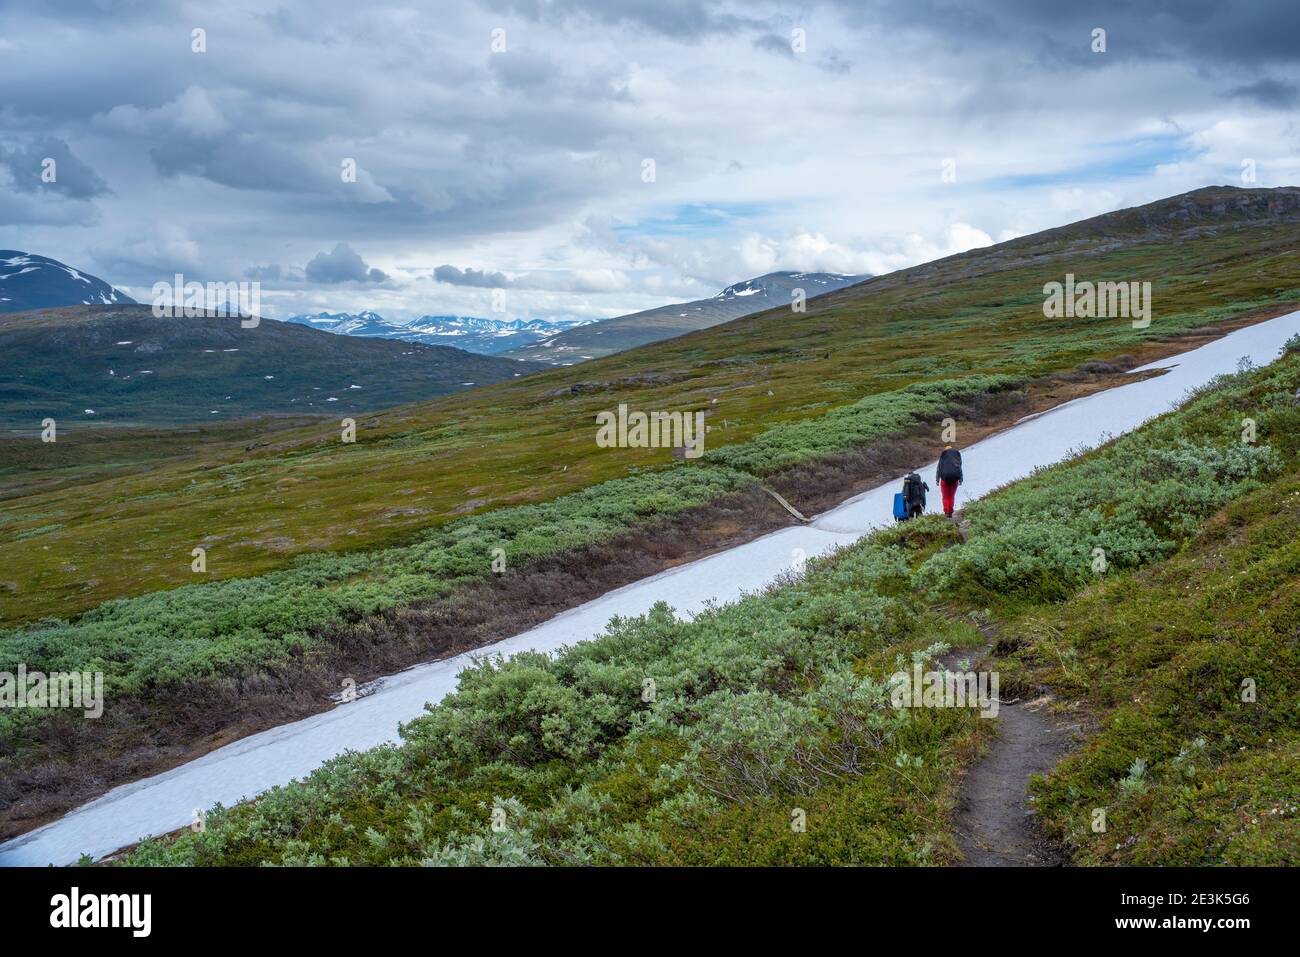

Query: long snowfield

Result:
[5,309,1300,866]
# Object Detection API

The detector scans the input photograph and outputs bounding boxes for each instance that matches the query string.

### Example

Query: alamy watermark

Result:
[1043,273,1151,328]
[889,662,999,718]
[50,887,150,937]
[151,273,260,327]
[595,403,706,458]
[0,664,103,718]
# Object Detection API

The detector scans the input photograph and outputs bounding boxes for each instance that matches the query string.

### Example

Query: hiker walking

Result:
[936,444,963,518]
[893,472,929,521]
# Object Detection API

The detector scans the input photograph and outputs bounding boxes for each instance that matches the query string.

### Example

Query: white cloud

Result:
[97,86,230,138]
[4,0,1297,322]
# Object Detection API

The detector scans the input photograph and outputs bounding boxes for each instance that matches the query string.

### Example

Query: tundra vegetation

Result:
[120,344,1300,865]
[4,187,1300,628]
[0,375,1016,757]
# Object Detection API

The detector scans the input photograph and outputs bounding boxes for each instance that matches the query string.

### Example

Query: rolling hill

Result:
[3,185,1300,846]
[503,270,869,364]
[3,185,1298,623]
[0,304,541,427]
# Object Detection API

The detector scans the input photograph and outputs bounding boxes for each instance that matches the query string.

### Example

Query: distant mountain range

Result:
[0,251,866,372]
[282,312,592,354]
[0,304,542,426]
[0,251,135,313]
[285,271,870,366]
[502,271,870,365]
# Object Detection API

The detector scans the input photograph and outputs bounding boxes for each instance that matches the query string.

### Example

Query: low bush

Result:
[1,375,1012,748]
[920,356,1299,607]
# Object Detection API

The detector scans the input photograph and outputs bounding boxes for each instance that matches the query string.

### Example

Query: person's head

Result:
[944,444,954,450]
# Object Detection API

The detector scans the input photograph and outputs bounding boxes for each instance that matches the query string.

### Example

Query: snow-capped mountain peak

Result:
[0,251,136,314]
[279,311,592,355]
[715,271,863,302]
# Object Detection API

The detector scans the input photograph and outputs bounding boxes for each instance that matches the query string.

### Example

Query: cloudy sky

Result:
[1,0,1298,323]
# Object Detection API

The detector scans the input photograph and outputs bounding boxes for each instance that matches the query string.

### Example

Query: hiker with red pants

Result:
[936,444,963,518]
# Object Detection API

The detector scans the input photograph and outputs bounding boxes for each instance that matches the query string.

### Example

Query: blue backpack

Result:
[892,491,908,521]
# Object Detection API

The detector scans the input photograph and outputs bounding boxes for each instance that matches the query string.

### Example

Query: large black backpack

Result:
[902,472,928,514]
[937,448,963,482]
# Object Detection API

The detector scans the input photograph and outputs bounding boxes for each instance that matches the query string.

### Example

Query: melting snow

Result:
[58,264,91,284]
[7,309,1300,867]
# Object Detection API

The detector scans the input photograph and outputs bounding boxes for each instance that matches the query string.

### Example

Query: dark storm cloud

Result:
[433,265,513,288]
[4,0,1299,319]
[148,137,347,195]
[483,0,765,39]
[0,0,654,256]
[488,48,561,88]
[825,0,1300,67]
[305,244,388,284]
[753,34,795,59]
[0,138,110,199]
[1228,77,1299,109]
[0,192,101,228]
[0,0,172,16]
[244,264,283,281]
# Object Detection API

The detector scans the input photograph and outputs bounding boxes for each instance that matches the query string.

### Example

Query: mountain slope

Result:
[0,304,541,426]
[281,311,589,354]
[3,186,1300,833]
[3,185,1300,623]
[0,251,134,313]
[503,270,869,364]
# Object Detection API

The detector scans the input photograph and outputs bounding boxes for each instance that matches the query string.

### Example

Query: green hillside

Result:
[0,304,540,427]
[119,333,1300,866]
[4,186,1299,628]
[4,187,1300,838]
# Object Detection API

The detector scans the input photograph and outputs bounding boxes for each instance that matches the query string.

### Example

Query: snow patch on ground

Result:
[5,310,1300,867]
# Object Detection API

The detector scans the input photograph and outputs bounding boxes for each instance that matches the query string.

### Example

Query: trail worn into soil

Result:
[945,635,1079,866]
[955,692,1076,866]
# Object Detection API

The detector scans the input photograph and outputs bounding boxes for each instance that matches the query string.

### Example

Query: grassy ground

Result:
[1002,476,1300,865]
[118,336,1300,866]
[0,375,1015,730]
[5,187,1300,626]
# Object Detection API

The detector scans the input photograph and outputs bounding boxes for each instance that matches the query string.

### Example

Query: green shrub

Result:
[122,353,1300,867]
[2,373,1016,726]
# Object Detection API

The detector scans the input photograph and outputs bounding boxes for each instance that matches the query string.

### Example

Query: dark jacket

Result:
[937,448,963,484]
[903,473,928,516]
